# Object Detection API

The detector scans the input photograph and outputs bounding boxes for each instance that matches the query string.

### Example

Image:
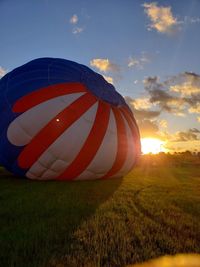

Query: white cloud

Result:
[143,73,200,117]
[69,14,85,34]
[159,119,168,128]
[70,14,78,24]
[143,3,200,35]
[189,106,200,114]
[172,129,200,142]
[72,27,84,34]
[170,72,200,97]
[181,16,200,25]
[103,75,114,84]
[128,53,150,69]
[128,58,140,68]
[143,2,178,34]
[0,66,7,78]
[132,97,152,110]
[170,82,200,96]
[90,58,119,72]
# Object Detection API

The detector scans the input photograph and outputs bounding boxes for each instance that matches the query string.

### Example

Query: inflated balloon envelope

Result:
[0,58,140,180]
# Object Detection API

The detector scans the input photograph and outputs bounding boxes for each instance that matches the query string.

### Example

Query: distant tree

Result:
[181,150,192,158]
[183,150,192,156]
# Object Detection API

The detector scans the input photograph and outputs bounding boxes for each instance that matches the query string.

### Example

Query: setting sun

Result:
[141,138,166,154]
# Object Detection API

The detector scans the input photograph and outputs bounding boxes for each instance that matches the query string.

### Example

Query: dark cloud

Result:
[189,128,200,133]
[173,129,200,142]
[167,71,200,84]
[138,119,159,138]
[144,76,184,114]
[144,76,162,90]
[143,72,200,115]
[184,72,200,84]
[134,109,160,120]
[124,72,200,140]
[184,94,200,112]
[149,89,180,112]
[124,96,161,138]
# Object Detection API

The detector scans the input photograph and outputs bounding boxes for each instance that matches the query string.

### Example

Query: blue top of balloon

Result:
[0,57,127,108]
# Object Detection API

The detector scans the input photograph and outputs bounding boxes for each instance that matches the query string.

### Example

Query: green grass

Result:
[0,155,200,267]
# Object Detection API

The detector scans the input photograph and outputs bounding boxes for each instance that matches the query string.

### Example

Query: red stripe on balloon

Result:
[13,82,87,113]
[58,101,110,180]
[18,93,97,169]
[122,106,138,126]
[120,107,141,163]
[120,107,140,143]
[102,107,128,179]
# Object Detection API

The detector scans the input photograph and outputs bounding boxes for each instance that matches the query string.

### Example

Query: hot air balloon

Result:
[0,58,140,180]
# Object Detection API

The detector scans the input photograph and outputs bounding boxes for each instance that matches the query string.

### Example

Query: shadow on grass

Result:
[0,167,122,267]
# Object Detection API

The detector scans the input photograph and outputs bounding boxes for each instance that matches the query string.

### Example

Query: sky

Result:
[0,0,200,152]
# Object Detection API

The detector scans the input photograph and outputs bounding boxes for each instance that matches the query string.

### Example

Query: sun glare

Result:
[141,138,166,154]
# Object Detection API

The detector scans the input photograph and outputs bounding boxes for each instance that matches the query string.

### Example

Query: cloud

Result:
[125,94,199,144]
[159,119,168,128]
[0,66,7,78]
[143,2,178,34]
[69,14,85,34]
[72,27,84,34]
[181,16,200,25]
[131,97,152,110]
[143,3,200,35]
[124,96,161,138]
[102,75,114,85]
[170,83,200,96]
[90,58,119,73]
[128,58,140,68]
[170,72,200,96]
[124,71,200,145]
[70,14,78,24]
[134,109,161,121]
[128,53,150,69]
[172,129,200,142]
[189,105,200,114]
[143,73,200,116]
[144,76,186,115]
[124,96,160,119]
[157,128,200,143]
[190,128,200,133]
[138,119,159,138]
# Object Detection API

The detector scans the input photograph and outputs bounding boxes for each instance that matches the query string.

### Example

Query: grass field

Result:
[0,154,200,267]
